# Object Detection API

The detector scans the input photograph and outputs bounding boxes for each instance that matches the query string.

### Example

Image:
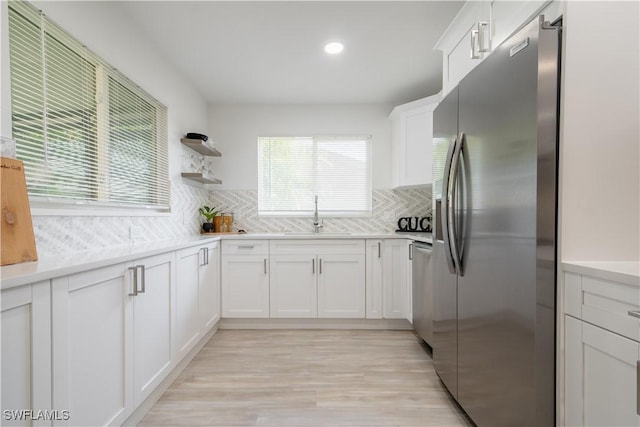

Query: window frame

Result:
[7,0,170,214]
[257,134,373,218]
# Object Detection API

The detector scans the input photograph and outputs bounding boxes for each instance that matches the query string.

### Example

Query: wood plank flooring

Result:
[139,330,473,427]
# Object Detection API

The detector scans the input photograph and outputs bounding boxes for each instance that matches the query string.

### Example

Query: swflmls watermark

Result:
[3,409,70,421]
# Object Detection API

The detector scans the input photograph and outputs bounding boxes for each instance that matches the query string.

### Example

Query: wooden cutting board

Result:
[1,157,37,266]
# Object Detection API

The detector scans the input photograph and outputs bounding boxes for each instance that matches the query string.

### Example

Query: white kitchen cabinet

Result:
[175,246,203,359]
[563,267,640,427]
[51,263,134,427]
[365,239,384,319]
[389,94,439,188]
[221,240,270,318]
[51,252,176,427]
[199,241,220,331]
[131,252,175,407]
[383,239,412,320]
[269,240,366,318]
[317,253,366,318]
[435,0,550,96]
[1,281,51,427]
[565,317,640,427]
[270,254,317,317]
[176,242,220,359]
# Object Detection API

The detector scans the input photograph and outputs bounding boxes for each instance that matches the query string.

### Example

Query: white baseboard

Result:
[219,318,413,330]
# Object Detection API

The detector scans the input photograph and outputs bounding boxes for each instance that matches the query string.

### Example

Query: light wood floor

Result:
[139,330,473,427]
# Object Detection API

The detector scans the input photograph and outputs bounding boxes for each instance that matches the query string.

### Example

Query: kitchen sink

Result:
[283,232,352,236]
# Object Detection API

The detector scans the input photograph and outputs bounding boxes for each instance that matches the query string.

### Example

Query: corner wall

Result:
[559,1,640,262]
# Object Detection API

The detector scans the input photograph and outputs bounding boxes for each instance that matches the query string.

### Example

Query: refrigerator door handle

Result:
[441,135,458,274]
[449,132,465,276]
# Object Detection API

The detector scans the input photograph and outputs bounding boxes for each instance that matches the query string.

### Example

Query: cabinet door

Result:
[365,240,383,319]
[199,242,220,331]
[270,254,317,318]
[221,255,270,318]
[51,264,134,427]
[175,246,202,359]
[317,254,366,318]
[132,252,175,407]
[383,240,412,320]
[1,282,51,427]
[565,315,640,427]
[403,109,433,186]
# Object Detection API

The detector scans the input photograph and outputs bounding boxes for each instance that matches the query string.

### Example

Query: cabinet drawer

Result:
[270,239,365,255]
[222,240,269,255]
[564,271,640,342]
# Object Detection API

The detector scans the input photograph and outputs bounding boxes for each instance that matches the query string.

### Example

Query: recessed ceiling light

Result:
[324,42,344,55]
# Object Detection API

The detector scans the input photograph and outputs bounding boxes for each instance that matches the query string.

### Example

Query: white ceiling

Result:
[119,1,463,105]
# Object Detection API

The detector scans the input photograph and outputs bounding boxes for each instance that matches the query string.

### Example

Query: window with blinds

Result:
[8,0,169,211]
[258,136,372,216]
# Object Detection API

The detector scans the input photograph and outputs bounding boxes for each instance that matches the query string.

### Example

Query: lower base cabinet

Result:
[564,269,640,427]
[132,253,175,407]
[51,252,178,426]
[52,263,134,427]
[221,240,270,318]
[365,239,412,321]
[268,240,366,319]
[176,242,221,359]
[1,281,52,427]
[565,316,640,427]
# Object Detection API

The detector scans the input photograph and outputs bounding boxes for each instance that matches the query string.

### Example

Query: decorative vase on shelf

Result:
[202,222,214,233]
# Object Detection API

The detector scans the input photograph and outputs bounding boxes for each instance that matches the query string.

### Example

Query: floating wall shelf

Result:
[180,172,222,185]
[180,138,221,157]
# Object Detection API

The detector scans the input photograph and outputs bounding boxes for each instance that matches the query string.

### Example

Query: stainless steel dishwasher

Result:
[412,241,433,346]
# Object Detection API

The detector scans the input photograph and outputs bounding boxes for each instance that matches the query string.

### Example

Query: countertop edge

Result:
[1,233,432,290]
[561,261,640,286]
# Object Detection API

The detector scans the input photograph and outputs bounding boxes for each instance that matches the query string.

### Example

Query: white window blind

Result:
[8,0,169,211]
[258,136,372,216]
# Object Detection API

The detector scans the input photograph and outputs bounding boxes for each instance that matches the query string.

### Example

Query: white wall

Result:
[208,104,394,190]
[559,1,640,262]
[1,1,212,256]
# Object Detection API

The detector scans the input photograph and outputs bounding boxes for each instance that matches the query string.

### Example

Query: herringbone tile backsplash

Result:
[206,189,431,234]
[32,185,431,257]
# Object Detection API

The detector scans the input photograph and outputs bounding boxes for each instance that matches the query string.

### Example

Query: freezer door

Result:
[455,17,557,427]
[432,87,459,398]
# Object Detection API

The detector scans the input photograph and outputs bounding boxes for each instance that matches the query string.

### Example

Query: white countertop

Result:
[562,261,640,286]
[1,232,432,290]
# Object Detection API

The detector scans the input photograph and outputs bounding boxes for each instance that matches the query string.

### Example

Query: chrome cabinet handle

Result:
[409,243,413,261]
[205,247,210,265]
[199,248,207,266]
[471,29,481,59]
[238,245,255,250]
[319,258,323,274]
[629,310,640,319]
[312,258,315,274]
[128,266,138,296]
[138,265,146,294]
[378,242,381,258]
[477,21,490,53]
[264,258,267,274]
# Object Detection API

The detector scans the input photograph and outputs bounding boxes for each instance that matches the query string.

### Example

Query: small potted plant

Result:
[198,205,219,233]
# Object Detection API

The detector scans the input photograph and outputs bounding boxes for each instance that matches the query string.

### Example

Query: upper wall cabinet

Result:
[435,0,551,97]
[390,94,440,189]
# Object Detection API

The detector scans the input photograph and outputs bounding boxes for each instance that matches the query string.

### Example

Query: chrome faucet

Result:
[313,195,323,233]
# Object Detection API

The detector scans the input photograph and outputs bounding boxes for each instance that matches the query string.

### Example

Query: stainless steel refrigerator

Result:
[432,15,561,427]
